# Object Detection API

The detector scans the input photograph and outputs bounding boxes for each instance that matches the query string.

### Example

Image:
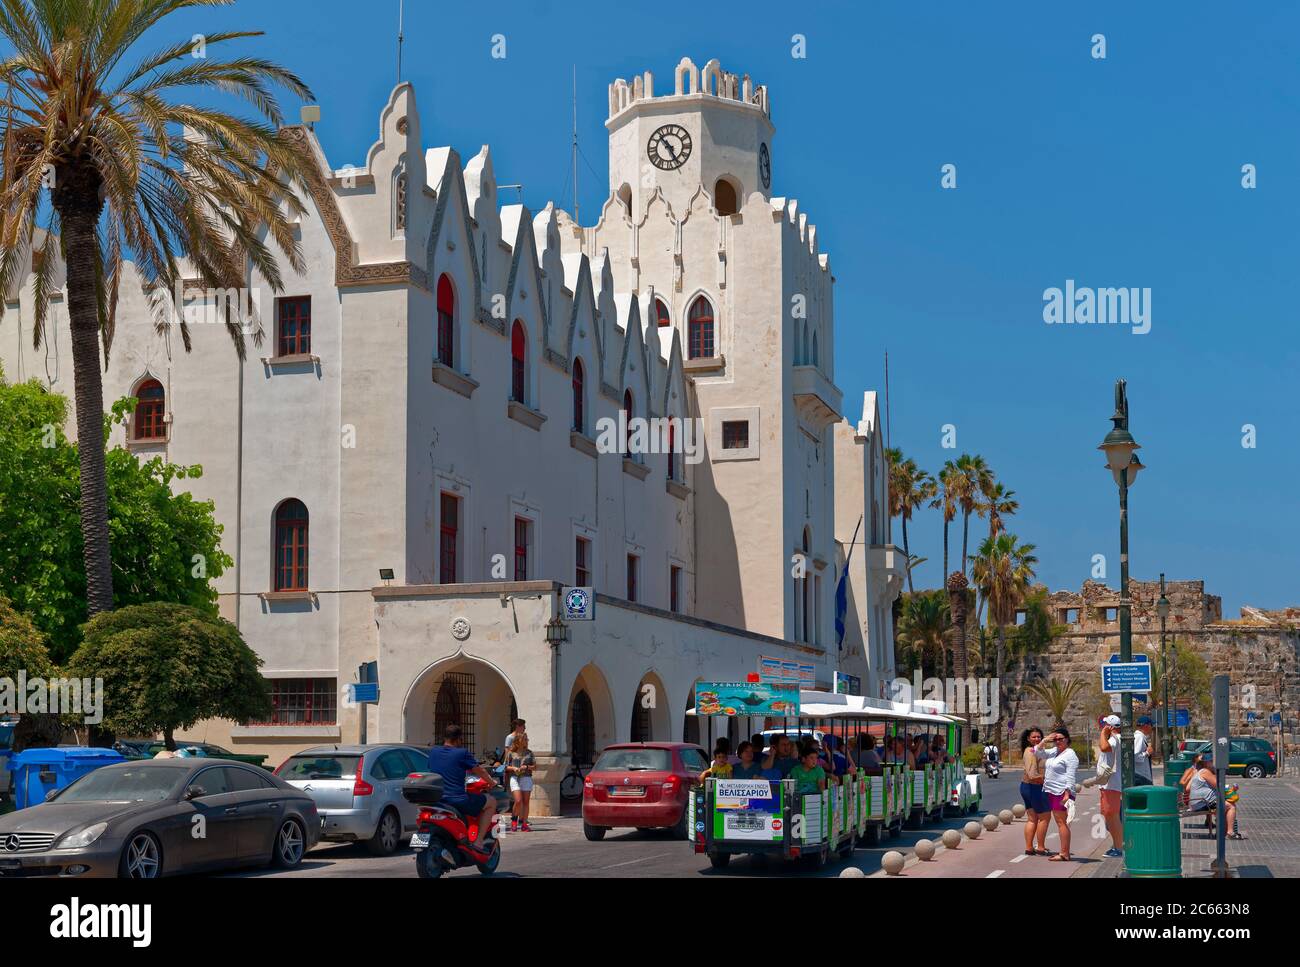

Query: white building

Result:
[0,57,904,812]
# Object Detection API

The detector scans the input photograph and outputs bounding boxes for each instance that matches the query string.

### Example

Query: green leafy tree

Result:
[1023,677,1088,730]
[0,373,231,661]
[0,594,64,749]
[971,532,1038,739]
[886,448,936,594]
[0,0,313,617]
[66,603,270,750]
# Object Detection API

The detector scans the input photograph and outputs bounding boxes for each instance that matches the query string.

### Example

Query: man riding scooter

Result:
[425,723,499,853]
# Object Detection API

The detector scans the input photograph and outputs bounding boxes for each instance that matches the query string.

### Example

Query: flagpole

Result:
[396,0,405,83]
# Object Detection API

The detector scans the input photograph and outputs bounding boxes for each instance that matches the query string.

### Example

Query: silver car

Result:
[276,744,429,855]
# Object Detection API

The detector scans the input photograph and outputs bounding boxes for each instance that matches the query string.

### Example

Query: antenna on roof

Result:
[884,351,891,451]
[396,0,405,83]
[572,64,580,224]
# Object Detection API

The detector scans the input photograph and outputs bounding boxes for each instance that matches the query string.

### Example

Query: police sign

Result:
[562,586,594,621]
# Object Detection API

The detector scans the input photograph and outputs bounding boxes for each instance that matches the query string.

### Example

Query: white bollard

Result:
[1012,803,1026,819]
[840,866,865,878]
[964,820,982,840]
[982,813,1000,832]
[942,828,962,849]
[999,809,1014,825]
[914,839,936,861]
[881,850,906,875]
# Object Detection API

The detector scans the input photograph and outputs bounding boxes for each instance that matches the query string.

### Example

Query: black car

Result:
[0,758,319,878]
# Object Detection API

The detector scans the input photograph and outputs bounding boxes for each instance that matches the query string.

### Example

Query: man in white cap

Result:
[1096,714,1124,857]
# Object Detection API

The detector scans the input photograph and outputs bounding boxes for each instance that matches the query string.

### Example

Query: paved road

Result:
[228,770,1027,879]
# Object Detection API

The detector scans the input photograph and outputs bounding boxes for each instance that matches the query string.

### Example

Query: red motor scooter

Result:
[402,773,509,878]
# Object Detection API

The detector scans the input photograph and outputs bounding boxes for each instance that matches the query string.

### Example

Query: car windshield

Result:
[56,767,182,803]
[593,748,672,772]
[278,755,360,780]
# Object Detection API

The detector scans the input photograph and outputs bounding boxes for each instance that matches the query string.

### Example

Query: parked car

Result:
[581,742,708,841]
[0,758,319,878]
[1178,737,1277,777]
[275,744,430,855]
[114,740,269,769]
[0,719,15,800]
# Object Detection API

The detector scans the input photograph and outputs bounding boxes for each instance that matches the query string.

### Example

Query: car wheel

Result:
[672,806,691,839]
[272,818,306,868]
[1245,764,1264,779]
[583,821,607,841]
[367,809,401,855]
[708,852,731,869]
[119,831,162,879]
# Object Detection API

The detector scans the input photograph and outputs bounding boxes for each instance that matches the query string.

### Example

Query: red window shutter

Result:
[688,297,714,359]
[511,321,526,402]
[437,275,455,366]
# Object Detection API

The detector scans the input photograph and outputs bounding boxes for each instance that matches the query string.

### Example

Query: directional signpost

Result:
[1101,657,1153,694]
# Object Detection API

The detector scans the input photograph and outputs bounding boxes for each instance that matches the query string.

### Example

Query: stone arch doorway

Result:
[629,670,672,742]
[566,663,616,763]
[403,655,518,757]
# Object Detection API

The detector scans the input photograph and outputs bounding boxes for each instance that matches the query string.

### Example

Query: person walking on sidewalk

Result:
[1094,716,1124,857]
[505,732,536,832]
[1133,716,1155,786]
[1034,728,1080,861]
[1019,728,1050,856]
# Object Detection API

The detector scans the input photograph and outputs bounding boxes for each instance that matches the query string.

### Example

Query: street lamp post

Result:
[1158,575,1171,760]
[1099,379,1144,795]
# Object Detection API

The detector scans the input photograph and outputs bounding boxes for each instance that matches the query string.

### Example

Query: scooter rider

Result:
[426,723,499,851]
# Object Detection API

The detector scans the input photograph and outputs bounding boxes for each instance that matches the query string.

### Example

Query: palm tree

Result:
[975,481,1018,539]
[886,448,936,594]
[0,0,313,616]
[945,570,970,679]
[1024,677,1088,731]
[955,454,993,579]
[896,590,949,679]
[970,532,1038,737]
[930,459,961,580]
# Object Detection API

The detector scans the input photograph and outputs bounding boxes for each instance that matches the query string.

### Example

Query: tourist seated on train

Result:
[700,740,733,782]
[912,736,931,766]
[731,741,765,779]
[821,734,854,779]
[856,734,884,774]
[762,734,800,778]
[789,745,828,800]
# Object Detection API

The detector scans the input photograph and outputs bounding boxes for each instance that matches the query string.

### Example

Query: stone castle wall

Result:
[1002,580,1299,746]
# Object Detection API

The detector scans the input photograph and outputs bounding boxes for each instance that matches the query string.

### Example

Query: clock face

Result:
[759,142,771,189]
[647,124,692,170]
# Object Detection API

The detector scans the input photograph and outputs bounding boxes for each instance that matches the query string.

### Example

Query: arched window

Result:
[655,299,671,328]
[275,499,309,591]
[812,329,820,368]
[133,379,165,440]
[393,159,407,236]
[617,183,633,218]
[570,690,595,766]
[571,358,585,433]
[436,274,455,367]
[510,320,526,403]
[688,296,714,360]
[713,177,738,216]
[622,390,633,458]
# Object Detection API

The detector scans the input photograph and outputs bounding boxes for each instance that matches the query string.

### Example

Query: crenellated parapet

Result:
[608,56,770,121]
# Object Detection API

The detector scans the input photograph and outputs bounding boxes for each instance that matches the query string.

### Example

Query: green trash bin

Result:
[1123,785,1181,878]
[1163,753,1191,787]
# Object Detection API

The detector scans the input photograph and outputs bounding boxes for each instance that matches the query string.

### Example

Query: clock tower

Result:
[606,57,774,221]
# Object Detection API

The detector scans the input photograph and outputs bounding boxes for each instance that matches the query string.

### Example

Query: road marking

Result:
[987,869,1005,878]
[598,851,674,870]
[1010,853,1028,863]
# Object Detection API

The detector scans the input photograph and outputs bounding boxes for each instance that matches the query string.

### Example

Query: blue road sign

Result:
[1108,653,1149,662]
[1166,708,1190,727]
[350,682,379,703]
[1101,661,1153,694]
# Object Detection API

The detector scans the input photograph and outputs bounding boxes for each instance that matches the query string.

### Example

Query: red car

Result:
[582,742,709,840]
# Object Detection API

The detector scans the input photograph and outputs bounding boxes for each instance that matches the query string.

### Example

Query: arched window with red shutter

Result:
[655,299,671,328]
[133,379,166,441]
[275,499,309,591]
[436,274,455,367]
[688,295,714,360]
[572,358,585,433]
[510,320,527,403]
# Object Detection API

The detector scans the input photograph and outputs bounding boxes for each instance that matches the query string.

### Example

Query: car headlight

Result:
[59,822,108,849]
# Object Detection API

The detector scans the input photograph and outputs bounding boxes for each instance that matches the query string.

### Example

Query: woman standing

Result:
[1034,728,1079,861]
[1019,728,1049,856]
[506,731,536,832]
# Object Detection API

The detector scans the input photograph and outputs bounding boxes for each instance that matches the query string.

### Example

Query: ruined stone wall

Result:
[1004,581,1299,747]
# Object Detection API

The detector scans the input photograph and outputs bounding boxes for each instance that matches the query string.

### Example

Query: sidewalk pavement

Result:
[1079,776,1300,878]
[871,785,1112,879]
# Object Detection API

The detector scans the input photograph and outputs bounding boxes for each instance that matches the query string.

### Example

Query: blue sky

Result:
[150,1,1297,614]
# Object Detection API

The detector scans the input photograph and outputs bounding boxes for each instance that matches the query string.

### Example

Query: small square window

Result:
[722,420,749,450]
